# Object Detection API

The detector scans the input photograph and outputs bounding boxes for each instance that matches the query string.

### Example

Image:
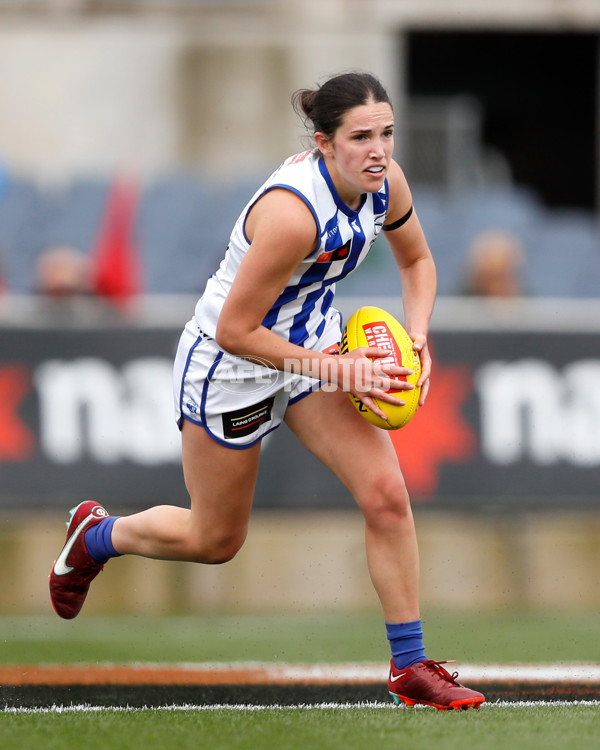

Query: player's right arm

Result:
[215,188,406,409]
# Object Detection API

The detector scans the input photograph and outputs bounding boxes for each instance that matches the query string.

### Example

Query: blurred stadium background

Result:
[0,0,599,620]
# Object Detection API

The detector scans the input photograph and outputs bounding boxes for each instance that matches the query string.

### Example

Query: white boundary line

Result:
[3,700,600,714]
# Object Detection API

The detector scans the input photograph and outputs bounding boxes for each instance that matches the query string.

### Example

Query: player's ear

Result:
[314,132,333,158]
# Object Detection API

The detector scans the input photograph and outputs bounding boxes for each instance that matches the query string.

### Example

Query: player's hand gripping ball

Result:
[340,306,421,430]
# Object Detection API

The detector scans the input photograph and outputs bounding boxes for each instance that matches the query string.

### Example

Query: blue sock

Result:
[84,517,122,564]
[386,619,427,669]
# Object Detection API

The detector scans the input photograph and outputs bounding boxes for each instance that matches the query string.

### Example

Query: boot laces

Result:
[424,660,460,684]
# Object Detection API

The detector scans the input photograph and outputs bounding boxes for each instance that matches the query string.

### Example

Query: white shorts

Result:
[173,311,342,448]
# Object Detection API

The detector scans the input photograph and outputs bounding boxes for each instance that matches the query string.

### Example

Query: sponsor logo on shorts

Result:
[222,397,275,439]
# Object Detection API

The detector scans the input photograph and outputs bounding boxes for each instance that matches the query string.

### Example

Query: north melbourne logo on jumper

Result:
[222,397,275,439]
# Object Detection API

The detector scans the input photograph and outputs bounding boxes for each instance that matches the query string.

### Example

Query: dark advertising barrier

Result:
[1,315,600,511]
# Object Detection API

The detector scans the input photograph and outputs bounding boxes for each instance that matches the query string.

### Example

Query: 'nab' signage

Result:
[1,326,600,511]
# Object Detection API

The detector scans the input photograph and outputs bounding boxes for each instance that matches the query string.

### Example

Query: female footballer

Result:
[50,71,484,710]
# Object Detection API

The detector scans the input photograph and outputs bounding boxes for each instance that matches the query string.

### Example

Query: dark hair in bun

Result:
[292,72,392,139]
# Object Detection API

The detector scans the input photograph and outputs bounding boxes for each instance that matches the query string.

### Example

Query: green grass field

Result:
[1,610,599,664]
[1,611,599,750]
[2,704,600,750]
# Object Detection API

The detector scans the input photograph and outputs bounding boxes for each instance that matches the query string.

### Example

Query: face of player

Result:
[315,99,395,210]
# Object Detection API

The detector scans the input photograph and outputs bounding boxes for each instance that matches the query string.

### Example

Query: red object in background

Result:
[390,353,477,497]
[0,364,35,463]
[91,178,142,306]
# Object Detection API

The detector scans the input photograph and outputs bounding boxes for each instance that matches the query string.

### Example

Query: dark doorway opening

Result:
[406,31,597,210]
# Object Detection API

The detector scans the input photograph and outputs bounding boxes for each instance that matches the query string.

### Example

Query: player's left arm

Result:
[382,159,437,405]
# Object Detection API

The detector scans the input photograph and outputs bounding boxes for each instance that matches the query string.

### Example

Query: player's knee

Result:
[189,527,247,564]
[202,539,243,565]
[359,474,411,529]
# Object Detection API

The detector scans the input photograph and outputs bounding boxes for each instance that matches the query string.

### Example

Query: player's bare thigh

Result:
[284,387,407,507]
[181,418,261,545]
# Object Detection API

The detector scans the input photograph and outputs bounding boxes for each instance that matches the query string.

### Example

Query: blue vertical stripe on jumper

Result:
[289,286,330,345]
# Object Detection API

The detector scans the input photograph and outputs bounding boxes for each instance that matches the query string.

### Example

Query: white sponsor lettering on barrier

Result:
[32,355,600,470]
[476,359,600,466]
[35,358,180,464]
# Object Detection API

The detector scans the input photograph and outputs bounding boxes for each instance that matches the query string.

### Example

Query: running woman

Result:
[50,71,484,711]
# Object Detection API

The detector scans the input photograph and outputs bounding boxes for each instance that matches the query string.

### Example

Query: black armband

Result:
[382,205,413,231]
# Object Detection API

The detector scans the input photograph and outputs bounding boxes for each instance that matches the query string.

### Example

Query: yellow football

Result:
[340,306,421,430]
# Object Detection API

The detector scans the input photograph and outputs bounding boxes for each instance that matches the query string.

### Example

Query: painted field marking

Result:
[3,700,600,714]
[2,662,600,686]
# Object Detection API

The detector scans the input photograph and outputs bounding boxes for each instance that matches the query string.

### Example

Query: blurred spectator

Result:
[461,229,525,297]
[35,245,91,299]
[34,245,120,324]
